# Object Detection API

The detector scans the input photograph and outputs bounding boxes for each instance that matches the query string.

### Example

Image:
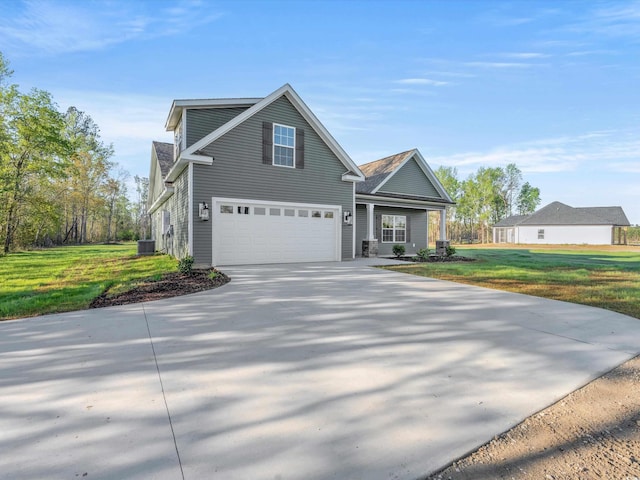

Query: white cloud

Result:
[394,78,449,86]
[0,0,223,55]
[53,89,173,176]
[566,49,618,57]
[430,130,640,175]
[499,52,550,59]
[465,61,542,69]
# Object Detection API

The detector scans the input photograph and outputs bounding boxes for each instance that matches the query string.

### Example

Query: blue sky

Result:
[1,0,639,224]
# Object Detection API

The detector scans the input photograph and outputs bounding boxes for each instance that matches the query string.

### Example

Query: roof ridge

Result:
[358,149,416,168]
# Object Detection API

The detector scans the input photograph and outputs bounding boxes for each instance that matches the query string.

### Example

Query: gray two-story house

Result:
[148,84,453,266]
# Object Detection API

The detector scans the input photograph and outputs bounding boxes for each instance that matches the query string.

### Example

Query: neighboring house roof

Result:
[494,214,530,227]
[356,149,454,204]
[165,84,364,183]
[575,206,630,226]
[152,141,174,178]
[495,201,631,227]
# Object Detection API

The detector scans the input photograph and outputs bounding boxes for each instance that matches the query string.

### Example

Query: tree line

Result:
[430,163,541,243]
[0,52,149,254]
[1,50,548,253]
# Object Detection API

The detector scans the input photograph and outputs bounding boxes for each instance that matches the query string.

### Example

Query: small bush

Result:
[416,248,430,261]
[445,245,456,257]
[392,244,406,258]
[178,255,194,274]
[208,270,218,280]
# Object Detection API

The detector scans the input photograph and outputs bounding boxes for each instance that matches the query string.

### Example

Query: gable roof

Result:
[495,201,630,227]
[169,84,364,183]
[356,149,454,203]
[152,141,174,178]
[575,206,630,226]
[165,97,261,131]
[357,150,414,194]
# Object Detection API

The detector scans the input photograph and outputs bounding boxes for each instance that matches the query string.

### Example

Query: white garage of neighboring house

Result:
[493,201,631,245]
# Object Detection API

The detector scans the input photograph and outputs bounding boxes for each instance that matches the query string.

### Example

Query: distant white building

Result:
[493,201,630,245]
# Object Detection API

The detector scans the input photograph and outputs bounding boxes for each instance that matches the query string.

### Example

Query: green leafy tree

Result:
[434,166,460,241]
[63,107,114,243]
[134,175,149,240]
[0,56,70,252]
[502,163,522,217]
[517,182,541,215]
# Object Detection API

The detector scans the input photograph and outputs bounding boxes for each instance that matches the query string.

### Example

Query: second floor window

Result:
[273,124,295,167]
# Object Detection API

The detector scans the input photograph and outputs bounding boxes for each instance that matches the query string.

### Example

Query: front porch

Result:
[355,198,448,257]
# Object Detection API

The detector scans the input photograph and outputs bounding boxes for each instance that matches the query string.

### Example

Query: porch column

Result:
[367,203,376,240]
[439,208,447,240]
[362,203,378,257]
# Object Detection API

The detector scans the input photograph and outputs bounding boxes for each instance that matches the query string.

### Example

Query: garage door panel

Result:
[212,199,340,265]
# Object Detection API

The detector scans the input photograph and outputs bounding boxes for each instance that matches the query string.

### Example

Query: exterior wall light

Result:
[198,202,210,221]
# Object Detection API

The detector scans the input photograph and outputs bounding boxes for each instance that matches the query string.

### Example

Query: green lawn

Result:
[386,246,640,320]
[0,244,178,320]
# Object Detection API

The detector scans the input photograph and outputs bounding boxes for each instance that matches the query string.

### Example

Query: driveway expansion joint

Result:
[143,304,185,480]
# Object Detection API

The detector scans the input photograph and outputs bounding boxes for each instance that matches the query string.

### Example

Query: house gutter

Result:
[148,185,175,214]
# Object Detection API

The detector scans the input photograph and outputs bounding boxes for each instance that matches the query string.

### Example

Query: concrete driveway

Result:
[2,259,640,480]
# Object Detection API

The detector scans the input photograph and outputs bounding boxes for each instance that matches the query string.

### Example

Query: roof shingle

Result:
[152,141,174,178]
[495,201,630,227]
[356,150,415,194]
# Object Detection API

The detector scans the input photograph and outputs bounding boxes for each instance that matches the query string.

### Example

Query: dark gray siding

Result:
[191,96,354,265]
[149,154,164,206]
[173,169,189,258]
[354,205,428,257]
[185,107,251,148]
[355,205,368,256]
[379,157,440,198]
[151,169,189,259]
[151,196,174,254]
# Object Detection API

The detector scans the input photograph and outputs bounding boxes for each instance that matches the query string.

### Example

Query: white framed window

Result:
[298,209,309,217]
[273,123,295,167]
[220,205,233,214]
[254,207,266,215]
[311,210,321,218]
[538,229,545,239]
[324,211,334,219]
[382,215,406,243]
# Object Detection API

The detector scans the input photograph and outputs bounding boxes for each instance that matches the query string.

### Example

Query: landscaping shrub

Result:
[445,245,456,257]
[416,248,430,261]
[178,255,194,274]
[392,244,406,258]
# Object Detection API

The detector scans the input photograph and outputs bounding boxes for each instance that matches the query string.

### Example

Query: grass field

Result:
[386,246,640,320]
[0,244,177,320]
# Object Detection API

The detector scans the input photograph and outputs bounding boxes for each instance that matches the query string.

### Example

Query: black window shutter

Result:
[375,214,381,241]
[262,122,273,164]
[295,128,305,169]
[406,216,411,242]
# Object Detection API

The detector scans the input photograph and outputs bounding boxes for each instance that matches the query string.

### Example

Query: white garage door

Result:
[212,197,341,266]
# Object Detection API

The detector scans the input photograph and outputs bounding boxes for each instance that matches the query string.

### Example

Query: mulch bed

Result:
[89,269,230,308]
[394,255,477,263]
